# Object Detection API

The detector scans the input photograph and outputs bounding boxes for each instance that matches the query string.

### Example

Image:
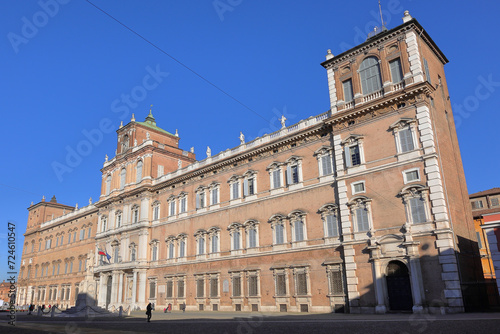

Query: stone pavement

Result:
[2,310,500,334]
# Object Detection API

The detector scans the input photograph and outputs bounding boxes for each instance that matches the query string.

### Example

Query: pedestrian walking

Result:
[167,303,172,313]
[146,303,152,322]
[181,302,186,313]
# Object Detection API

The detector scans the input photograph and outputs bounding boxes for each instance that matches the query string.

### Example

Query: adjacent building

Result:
[17,11,479,314]
[470,188,500,306]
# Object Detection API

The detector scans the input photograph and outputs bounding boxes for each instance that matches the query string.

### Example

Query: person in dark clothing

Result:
[146,303,152,322]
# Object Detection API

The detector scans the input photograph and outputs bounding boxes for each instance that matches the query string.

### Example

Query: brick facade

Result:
[17,12,477,314]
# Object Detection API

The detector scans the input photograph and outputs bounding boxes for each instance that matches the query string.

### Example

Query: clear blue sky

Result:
[1,0,499,281]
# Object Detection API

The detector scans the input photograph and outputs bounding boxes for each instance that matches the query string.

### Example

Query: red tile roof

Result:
[469,188,500,198]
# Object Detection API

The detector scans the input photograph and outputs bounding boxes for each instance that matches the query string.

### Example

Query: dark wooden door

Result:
[386,261,413,311]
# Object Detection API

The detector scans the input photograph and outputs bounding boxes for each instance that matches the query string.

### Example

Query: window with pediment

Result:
[244,220,259,249]
[399,185,431,224]
[268,214,287,245]
[341,134,365,168]
[318,204,340,238]
[347,196,373,232]
[389,118,418,154]
[314,146,335,177]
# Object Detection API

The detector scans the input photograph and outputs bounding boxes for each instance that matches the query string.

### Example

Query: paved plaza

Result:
[2,310,500,334]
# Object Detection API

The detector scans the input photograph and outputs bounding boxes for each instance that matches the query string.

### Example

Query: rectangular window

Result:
[410,197,427,223]
[476,232,483,249]
[272,169,281,188]
[329,269,344,295]
[294,221,304,242]
[196,278,204,298]
[342,79,354,102]
[177,279,185,298]
[152,245,157,261]
[232,276,241,297]
[210,278,218,297]
[179,240,185,258]
[276,273,286,296]
[326,214,338,237]
[74,231,77,241]
[88,227,91,238]
[244,177,255,196]
[133,209,139,223]
[399,127,415,152]
[79,229,84,241]
[321,154,333,176]
[158,165,164,177]
[472,200,484,209]
[154,205,160,220]
[290,165,299,184]
[64,263,68,274]
[56,237,59,247]
[405,170,419,182]
[149,281,156,299]
[211,235,218,253]
[492,198,500,207]
[353,182,365,194]
[248,228,257,248]
[389,58,403,83]
[356,207,369,231]
[114,247,119,263]
[232,182,239,199]
[196,192,205,209]
[275,224,284,244]
[211,188,218,205]
[349,145,361,166]
[198,237,205,255]
[169,243,175,259]
[169,201,175,216]
[78,260,82,272]
[249,275,258,296]
[296,272,307,295]
[166,281,173,298]
[233,231,240,250]
[180,197,187,213]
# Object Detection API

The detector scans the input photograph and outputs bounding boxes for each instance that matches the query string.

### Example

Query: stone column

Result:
[140,197,150,222]
[131,270,137,307]
[111,271,119,304]
[372,260,387,314]
[409,257,424,313]
[137,269,147,309]
[118,272,123,304]
[98,274,106,307]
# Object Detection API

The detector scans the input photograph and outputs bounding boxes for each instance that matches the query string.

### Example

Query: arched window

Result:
[359,56,382,95]
[136,160,143,183]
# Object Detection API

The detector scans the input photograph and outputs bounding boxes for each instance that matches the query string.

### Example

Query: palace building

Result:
[17,11,478,314]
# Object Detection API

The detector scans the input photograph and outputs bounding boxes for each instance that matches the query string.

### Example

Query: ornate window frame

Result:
[131,205,140,224]
[149,239,159,262]
[341,134,365,171]
[165,235,176,261]
[228,223,243,255]
[195,186,207,211]
[178,192,188,215]
[228,175,241,203]
[318,203,340,240]
[399,184,431,224]
[208,226,221,257]
[244,220,259,250]
[209,182,220,208]
[347,195,373,234]
[288,210,307,247]
[167,195,176,218]
[284,156,303,188]
[194,229,207,258]
[267,162,284,193]
[243,170,258,200]
[268,214,287,248]
[314,146,335,179]
[389,118,418,155]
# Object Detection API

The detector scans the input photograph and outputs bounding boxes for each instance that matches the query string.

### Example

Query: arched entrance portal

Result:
[106,276,112,309]
[386,261,413,311]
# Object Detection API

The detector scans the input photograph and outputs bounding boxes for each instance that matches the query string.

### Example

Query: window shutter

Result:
[344,147,352,168]
[286,165,292,185]
[243,178,249,196]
